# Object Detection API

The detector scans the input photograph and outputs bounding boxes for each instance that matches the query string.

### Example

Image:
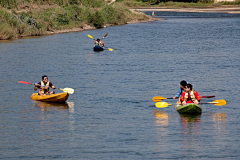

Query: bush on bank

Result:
[0,0,149,40]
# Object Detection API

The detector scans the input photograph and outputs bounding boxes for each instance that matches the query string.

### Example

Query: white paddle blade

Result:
[61,88,74,94]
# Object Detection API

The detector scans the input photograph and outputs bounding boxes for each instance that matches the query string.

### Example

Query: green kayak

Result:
[175,102,202,114]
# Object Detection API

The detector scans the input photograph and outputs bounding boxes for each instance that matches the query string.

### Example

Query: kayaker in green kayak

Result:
[34,75,56,95]
[173,80,187,101]
[180,83,201,105]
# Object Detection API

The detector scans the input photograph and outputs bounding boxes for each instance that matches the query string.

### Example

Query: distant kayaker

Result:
[173,80,187,100]
[34,75,55,95]
[180,83,201,105]
[94,38,104,47]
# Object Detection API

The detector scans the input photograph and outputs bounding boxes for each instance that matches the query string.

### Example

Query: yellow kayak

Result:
[31,92,69,103]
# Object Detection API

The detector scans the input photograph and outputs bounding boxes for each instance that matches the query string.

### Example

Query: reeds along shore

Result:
[0,0,150,40]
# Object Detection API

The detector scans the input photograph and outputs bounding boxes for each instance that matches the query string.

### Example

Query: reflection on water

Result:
[212,113,227,131]
[153,109,169,127]
[67,102,75,113]
[179,113,201,124]
[179,113,201,135]
[152,109,169,153]
[179,113,201,149]
[33,101,75,112]
[213,113,226,122]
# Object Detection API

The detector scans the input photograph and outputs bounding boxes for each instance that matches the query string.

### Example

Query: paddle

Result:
[87,34,113,51]
[105,46,113,51]
[152,95,215,102]
[102,33,108,39]
[155,99,226,108]
[87,34,95,40]
[18,81,74,94]
[88,33,108,40]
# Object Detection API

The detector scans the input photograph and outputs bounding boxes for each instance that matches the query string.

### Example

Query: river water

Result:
[0,11,240,159]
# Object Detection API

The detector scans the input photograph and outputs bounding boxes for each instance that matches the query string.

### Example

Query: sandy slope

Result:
[130,6,240,14]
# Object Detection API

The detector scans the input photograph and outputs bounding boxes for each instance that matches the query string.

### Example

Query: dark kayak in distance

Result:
[175,102,202,114]
[93,45,104,51]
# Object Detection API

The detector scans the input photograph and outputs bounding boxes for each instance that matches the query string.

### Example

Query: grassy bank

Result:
[1,0,239,40]
[0,0,149,40]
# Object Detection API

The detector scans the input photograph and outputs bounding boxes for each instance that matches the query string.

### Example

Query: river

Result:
[0,11,240,159]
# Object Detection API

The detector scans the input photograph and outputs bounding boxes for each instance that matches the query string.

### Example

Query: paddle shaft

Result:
[155,99,226,108]
[166,96,214,99]
[18,81,54,88]
[18,81,70,92]
[102,33,108,39]
[18,81,74,94]
[152,95,215,102]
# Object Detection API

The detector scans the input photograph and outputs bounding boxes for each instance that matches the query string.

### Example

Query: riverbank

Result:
[1,0,161,40]
[1,2,239,40]
[45,14,163,36]
[21,5,240,37]
[130,6,240,14]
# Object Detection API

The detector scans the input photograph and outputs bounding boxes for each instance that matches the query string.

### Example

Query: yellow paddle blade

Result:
[209,99,226,106]
[60,88,74,94]
[152,96,167,102]
[108,48,113,51]
[87,35,94,40]
[155,102,172,108]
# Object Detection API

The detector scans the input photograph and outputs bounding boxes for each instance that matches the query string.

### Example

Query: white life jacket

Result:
[96,41,103,46]
[184,90,196,102]
[40,81,50,93]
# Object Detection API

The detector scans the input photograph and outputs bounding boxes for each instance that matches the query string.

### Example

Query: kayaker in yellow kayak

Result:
[94,38,104,47]
[34,75,56,95]
[180,83,201,105]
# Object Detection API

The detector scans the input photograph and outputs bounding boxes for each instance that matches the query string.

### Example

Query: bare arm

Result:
[34,83,39,91]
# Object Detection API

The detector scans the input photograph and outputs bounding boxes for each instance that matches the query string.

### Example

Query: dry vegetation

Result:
[0,0,150,40]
